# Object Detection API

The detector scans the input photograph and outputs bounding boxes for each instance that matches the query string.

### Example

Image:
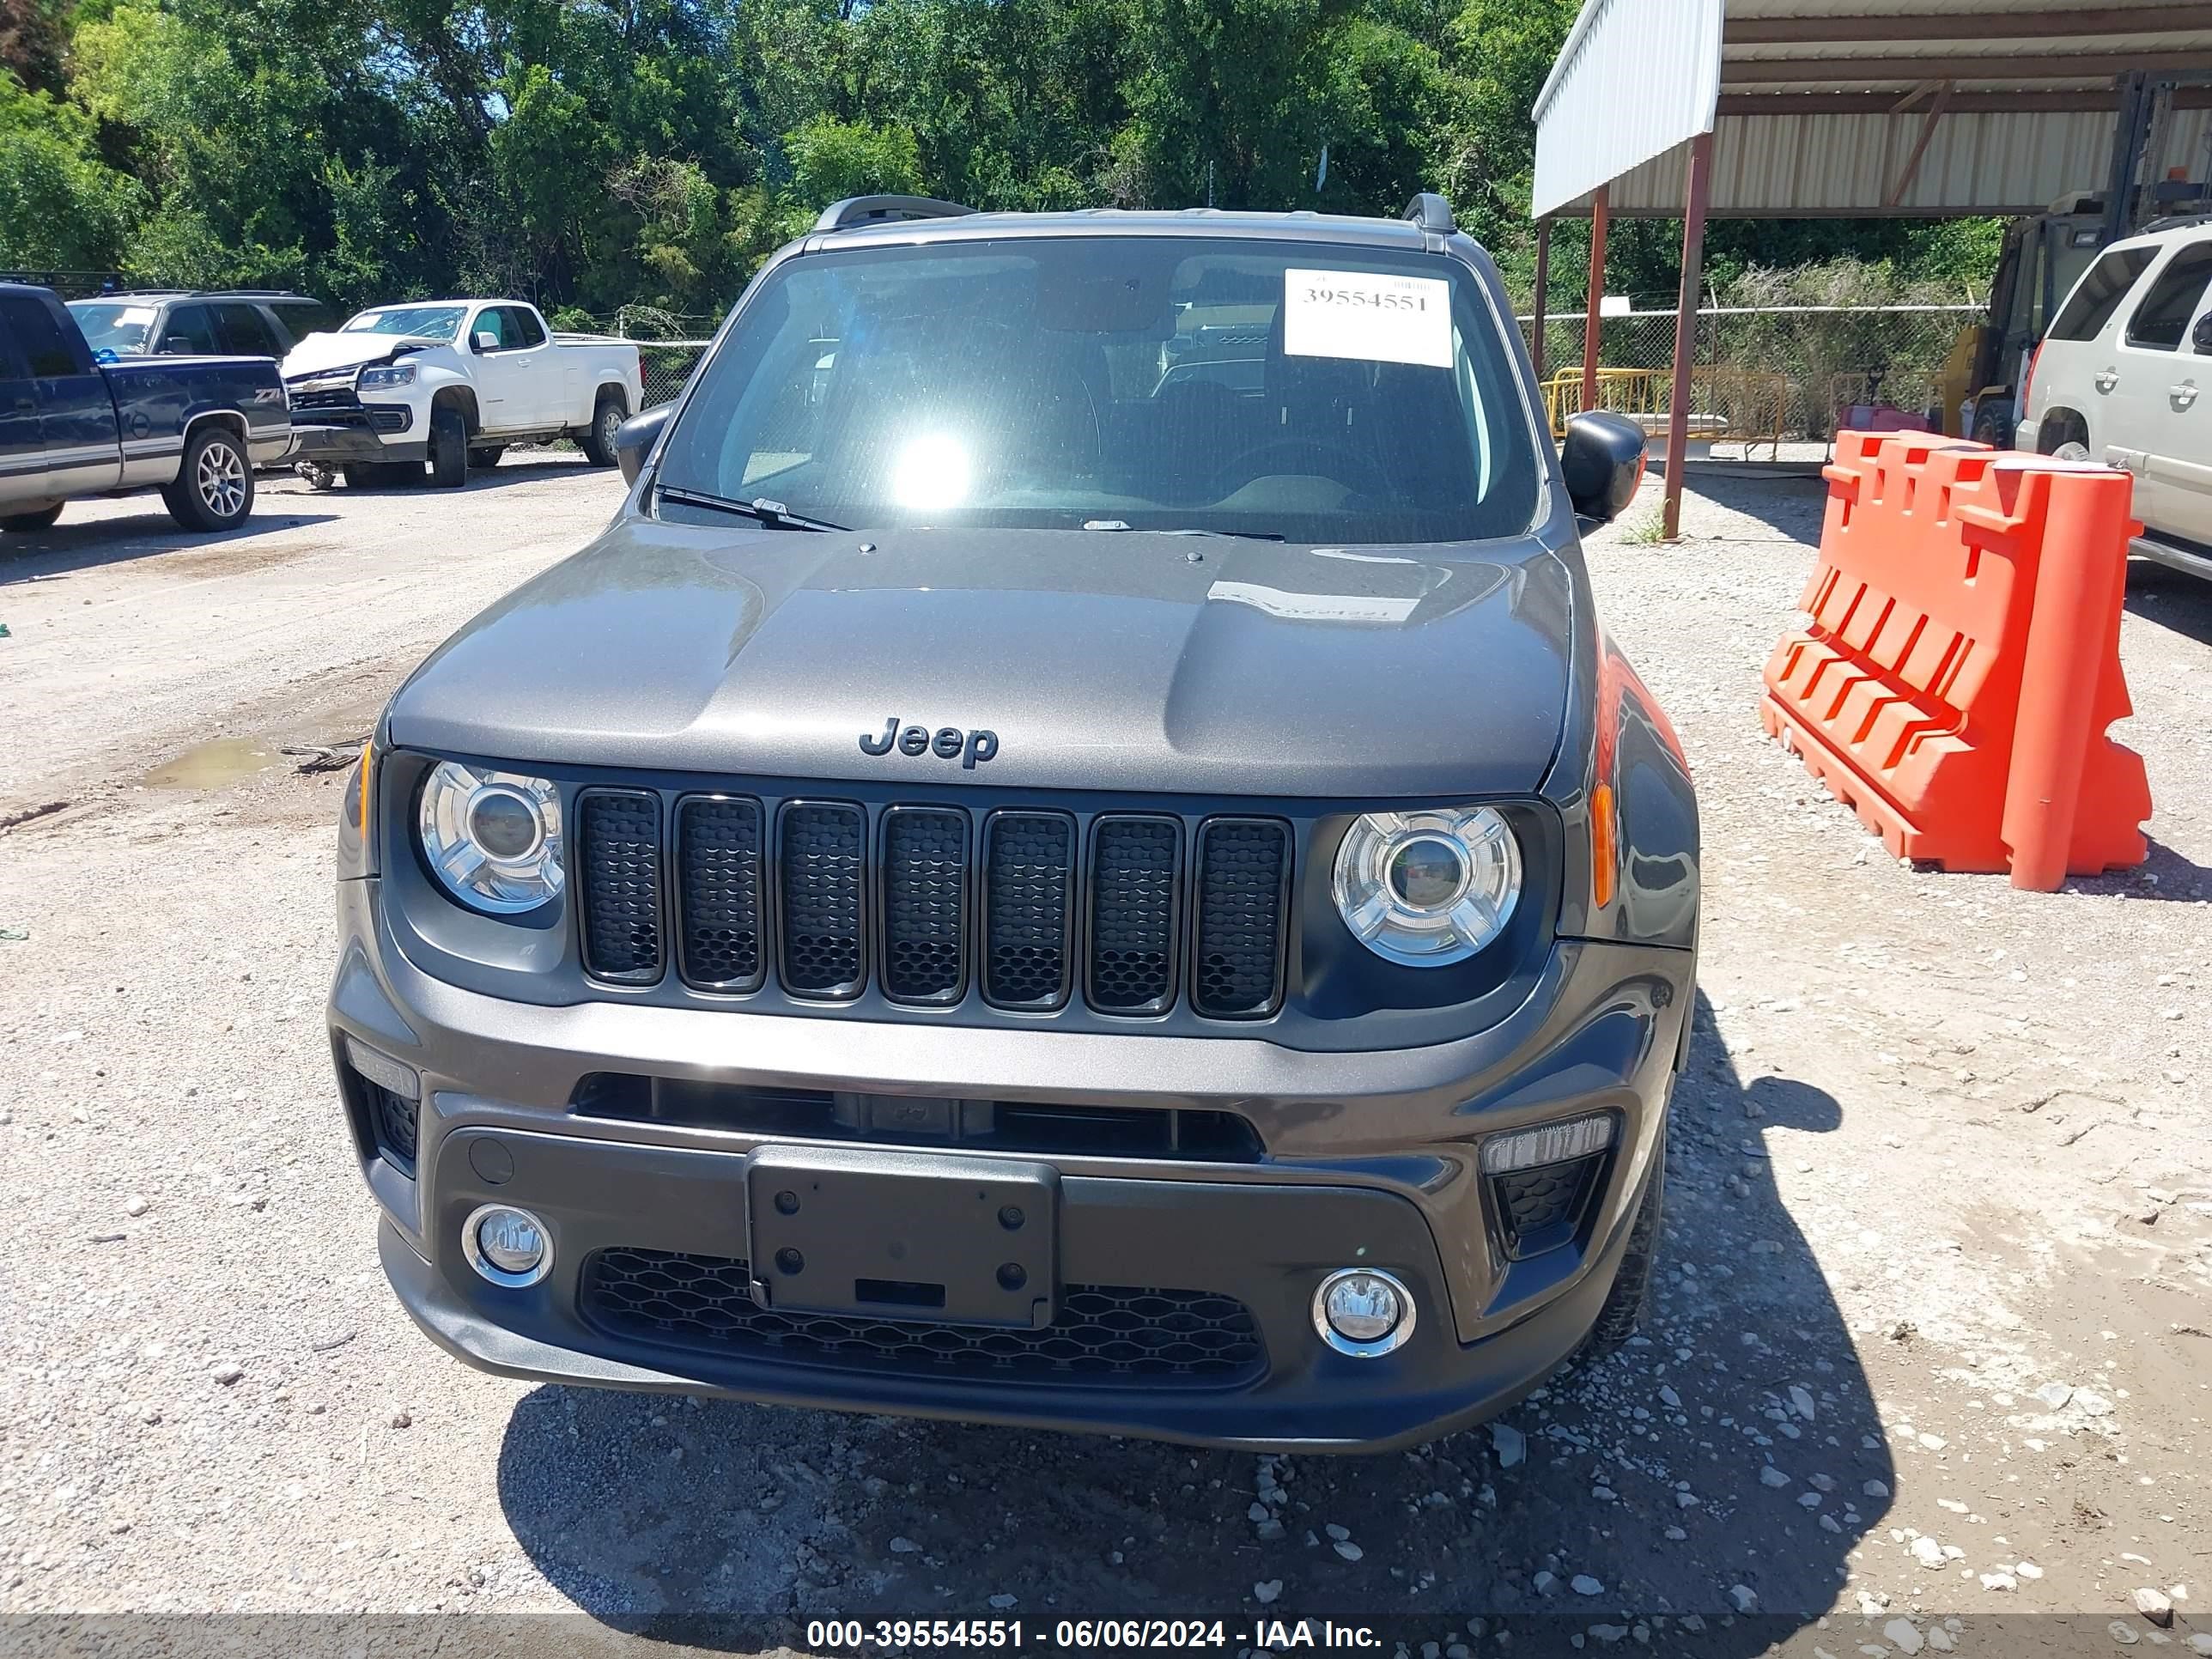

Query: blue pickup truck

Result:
[1,283,292,536]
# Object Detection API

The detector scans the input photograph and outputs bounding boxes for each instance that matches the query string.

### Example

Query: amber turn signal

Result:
[356,738,375,846]
[1589,781,1616,909]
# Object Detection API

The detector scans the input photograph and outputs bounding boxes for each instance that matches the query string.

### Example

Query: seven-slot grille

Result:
[574,793,1290,1020]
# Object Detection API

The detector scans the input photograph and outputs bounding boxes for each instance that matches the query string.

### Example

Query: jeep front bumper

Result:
[330,876,1692,1452]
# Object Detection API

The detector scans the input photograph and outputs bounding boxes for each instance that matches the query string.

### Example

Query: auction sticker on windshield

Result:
[1283,269,1451,368]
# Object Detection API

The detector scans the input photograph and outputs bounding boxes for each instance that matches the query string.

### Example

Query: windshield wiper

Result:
[657,485,849,533]
[1080,520,1285,542]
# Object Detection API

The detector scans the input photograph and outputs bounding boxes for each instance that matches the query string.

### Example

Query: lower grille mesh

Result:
[576,790,664,982]
[361,1077,417,1174]
[1492,1152,1607,1257]
[779,803,865,996]
[580,1249,1266,1388]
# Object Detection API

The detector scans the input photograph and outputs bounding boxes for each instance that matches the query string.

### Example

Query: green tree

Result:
[786,112,924,205]
[26,0,2001,323]
[1,0,69,94]
[0,68,141,270]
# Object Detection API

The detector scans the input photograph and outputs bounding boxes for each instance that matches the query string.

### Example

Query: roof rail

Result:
[814,195,979,234]
[1401,192,1456,234]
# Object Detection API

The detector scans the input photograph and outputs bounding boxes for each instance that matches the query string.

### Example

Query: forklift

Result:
[1942,72,2211,447]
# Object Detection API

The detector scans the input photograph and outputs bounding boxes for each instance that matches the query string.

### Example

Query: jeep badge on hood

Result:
[860,717,999,769]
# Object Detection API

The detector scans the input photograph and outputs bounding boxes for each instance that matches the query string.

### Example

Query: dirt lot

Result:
[1,459,2207,1656]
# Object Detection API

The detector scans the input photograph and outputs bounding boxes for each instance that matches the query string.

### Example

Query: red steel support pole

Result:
[1532,216,1552,385]
[1663,131,1714,541]
[1580,186,1608,416]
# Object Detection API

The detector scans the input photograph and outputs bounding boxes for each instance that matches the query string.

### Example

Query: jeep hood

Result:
[387,520,1578,799]
[282,331,444,380]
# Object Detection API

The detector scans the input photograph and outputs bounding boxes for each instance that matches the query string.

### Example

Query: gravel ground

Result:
[0,455,618,809]
[1,460,2207,1656]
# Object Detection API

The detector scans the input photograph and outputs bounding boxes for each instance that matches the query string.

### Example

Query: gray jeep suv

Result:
[327,193,1698,1452]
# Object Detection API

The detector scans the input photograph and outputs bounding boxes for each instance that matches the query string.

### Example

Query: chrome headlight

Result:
[1331,806,1522,966]
[357,362,417,390]
[417,761,564,914]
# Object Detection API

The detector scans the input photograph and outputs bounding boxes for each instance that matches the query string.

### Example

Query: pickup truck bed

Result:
[2,283,291,535]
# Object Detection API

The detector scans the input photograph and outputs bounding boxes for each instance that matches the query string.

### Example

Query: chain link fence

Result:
[1519,305,1981,445]
[636,342,713,410]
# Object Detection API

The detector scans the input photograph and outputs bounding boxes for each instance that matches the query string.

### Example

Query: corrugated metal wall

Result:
[1530,0,1725,219]
[1559,106,2212,217]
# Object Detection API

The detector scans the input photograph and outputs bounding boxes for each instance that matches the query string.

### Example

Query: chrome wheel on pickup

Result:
[162,425,255,532]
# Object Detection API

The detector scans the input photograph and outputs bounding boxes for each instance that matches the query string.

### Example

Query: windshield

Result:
[657,237,1539,544]
[68,301,160,356]
[341,305,465,343]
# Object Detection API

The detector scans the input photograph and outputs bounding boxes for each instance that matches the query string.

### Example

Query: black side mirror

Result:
[161,336,195,356]
[2193,313,2212,355]
[615,404,671,486]
[1560,410,1647,526]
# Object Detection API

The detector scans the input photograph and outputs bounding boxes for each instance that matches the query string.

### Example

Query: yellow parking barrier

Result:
[1542,366,1788,456]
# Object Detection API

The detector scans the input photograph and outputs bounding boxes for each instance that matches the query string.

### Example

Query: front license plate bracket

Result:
[744,1145,1059,1328]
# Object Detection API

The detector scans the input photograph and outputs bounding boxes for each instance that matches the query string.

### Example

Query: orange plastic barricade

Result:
[1759,432,2149,890]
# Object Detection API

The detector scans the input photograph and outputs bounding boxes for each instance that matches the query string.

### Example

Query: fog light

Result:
[1480,1112,1616,1175]
[462,1203,551,1287]
[1312,1267,1416,1358]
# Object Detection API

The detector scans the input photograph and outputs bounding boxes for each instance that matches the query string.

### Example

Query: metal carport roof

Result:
[1533,0,2212,220]
[1528,0,2212,539]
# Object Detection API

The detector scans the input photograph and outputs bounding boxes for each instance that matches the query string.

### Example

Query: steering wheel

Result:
[1206,436,1366,498]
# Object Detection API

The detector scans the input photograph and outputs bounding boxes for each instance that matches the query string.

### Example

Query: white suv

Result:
[2020,219,2212,580]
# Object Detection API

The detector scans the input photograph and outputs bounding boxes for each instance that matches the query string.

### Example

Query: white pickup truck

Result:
[281,299,644,489]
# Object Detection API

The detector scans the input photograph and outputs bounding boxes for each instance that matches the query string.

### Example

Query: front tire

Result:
[162,424,254,532]
[429,405,470,489]
[0,503,64,533]
[580,395,624,468]
[1573,1124,1665,1362]
[1970,404,2015,450]
[467,445,506,470]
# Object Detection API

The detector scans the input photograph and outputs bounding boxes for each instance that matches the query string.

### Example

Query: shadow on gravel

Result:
[1654,467,1827,546]
[2064,836,2209,904]
[494,990,1892,1654]
[0,509,342,582]
[2124,559,2212,647]
[321,456,613,496]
